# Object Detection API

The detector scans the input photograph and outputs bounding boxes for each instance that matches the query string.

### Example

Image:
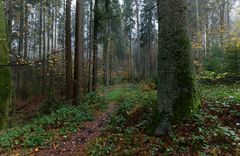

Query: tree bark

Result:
[0,1,12,129]
[65,0,73,99]
[103,0,110,87]
[73,0,84,104]
[155,0,200,136]
[134,0,141,80]
[88,0,93,92]
[92,0,99,91]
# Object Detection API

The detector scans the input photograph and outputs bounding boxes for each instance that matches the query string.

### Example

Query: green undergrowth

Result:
[105,84,141,102]
[87,84,240,155]
[0,92,106,151]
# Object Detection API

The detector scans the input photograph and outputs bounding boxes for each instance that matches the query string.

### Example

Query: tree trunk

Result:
[21,0,29,99]
[92,0,99,91]
[39,1,43,59]
[88,0,93,92]
[65,0,73,100]
[134,0,141,80]
[155,0,200,136]
[219,2,225,47]
[0,1,12,129]
[42,2,46,95]
[103,0,110,87]
[73,0,84,104]
[24,1,28,59]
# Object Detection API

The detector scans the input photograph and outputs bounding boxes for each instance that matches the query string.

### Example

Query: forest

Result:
[0,0,239,155]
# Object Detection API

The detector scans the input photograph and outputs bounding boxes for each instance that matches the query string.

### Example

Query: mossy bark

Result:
[0,1,12,130]
[155,0,200,135]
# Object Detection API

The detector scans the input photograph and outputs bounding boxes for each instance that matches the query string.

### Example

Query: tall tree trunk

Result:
[205,0,209,56]
[92,0,99,91]
[0,1,12,129]
[195,0,201,59]
[155,0,200,136]
[39,1,43,59]
[22,1,29,99]
[65,0,73,99]
[134,0,141,79]
[103,0,110,87]
[5,0,12,51]
[73,0,84,104]
[226,0,230,41]
[129,31,134,82]
[88,0,93,92]
[18,0,24,57]
[219,3,225,47]
[42,2,46,95]
[24,2,28,59]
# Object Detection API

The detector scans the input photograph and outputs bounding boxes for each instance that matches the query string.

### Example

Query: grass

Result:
[105,84,141,102]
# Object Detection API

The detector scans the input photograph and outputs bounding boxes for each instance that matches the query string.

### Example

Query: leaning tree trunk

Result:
[155,0,200,136]
[0,1,12,130]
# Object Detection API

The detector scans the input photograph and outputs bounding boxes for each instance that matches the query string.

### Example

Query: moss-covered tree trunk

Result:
[0,1,12,130]
[155,0,200,136]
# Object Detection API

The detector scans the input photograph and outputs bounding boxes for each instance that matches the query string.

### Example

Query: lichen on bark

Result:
[155,0,200,136]
[0,1,12,130]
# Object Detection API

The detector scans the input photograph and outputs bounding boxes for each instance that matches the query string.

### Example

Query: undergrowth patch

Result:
[87,85,240,155]
[0,92,106,151]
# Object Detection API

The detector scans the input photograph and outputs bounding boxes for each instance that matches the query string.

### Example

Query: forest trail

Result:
[31,85,124,156]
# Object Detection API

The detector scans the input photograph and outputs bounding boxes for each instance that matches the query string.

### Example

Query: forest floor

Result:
[32,102,117,156]
[0,84,129,156]
[0,83,240,155]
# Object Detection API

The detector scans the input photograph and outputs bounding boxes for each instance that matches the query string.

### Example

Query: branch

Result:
[145,4,157,12]
[0,64,28,67]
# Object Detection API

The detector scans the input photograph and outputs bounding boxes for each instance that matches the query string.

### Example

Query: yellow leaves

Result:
[236,42,240,49]
[141,81,156,92]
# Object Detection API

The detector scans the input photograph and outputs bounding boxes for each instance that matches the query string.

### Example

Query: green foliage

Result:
[203,46,225,73]
[200,84,240,102]
[203,45,240,75]
[82,92,107,111]
[87,136,118,156]
[0,93,106,150]
[225,44,240,74]
[198,71,240,84]
[107,91,157,133]
[106,84,140,101]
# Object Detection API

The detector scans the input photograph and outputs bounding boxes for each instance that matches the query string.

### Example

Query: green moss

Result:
[172,61,201,122]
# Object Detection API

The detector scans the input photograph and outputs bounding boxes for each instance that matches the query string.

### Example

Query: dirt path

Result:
[32,102,116,156]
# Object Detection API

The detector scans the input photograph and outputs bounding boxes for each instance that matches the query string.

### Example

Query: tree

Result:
[92,0,99,91]
[88,0,93,92]
[103,0,111,87]
[123,0,134,81]
[65,0,73,99]
[73,0,84,104]
[134,0,141,79]
[0,1,12,129]
[155,0,200,135]
[140,0,155,77]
